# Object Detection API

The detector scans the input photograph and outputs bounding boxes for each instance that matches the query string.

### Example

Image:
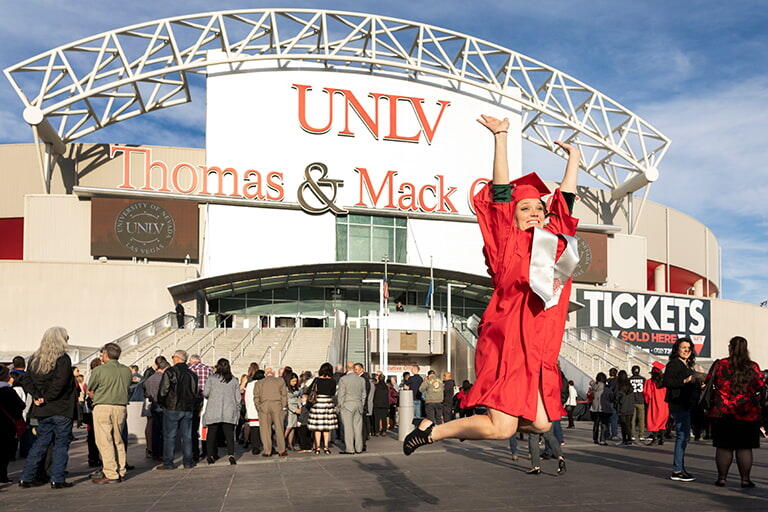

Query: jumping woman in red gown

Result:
[403,114,581,456]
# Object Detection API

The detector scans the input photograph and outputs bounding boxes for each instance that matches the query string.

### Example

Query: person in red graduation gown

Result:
[643,362,669,445]
[403,114,581,456]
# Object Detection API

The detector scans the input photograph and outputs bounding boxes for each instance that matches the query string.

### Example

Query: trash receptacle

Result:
[398,389,414,441]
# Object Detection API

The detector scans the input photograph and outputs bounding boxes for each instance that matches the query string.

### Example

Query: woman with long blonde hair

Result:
[19,327,78,489]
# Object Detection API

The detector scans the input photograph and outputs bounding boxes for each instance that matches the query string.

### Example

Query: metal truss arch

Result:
[4,8,670,201]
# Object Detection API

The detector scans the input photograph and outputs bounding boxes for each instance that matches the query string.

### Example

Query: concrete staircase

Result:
[346,327,367,366]
[230,328,294,376]
[560,327,663,379]
[278,328,335,373]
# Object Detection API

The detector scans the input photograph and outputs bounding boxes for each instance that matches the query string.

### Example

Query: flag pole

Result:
[429,256,434,354]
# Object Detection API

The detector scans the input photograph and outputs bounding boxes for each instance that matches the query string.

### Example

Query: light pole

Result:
[446,283,467,373]
[363,278,386,374]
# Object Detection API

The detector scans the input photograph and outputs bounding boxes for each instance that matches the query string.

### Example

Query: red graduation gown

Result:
[465,183,578,421]
[643,379,669,431]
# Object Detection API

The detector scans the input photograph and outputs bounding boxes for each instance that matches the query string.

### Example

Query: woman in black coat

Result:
[663,337,702,482]
[19,327,78,489]
[0,365,25,483]
[372,374,390,436]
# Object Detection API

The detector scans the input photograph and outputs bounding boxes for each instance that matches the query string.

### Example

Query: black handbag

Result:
[699,359,720,415]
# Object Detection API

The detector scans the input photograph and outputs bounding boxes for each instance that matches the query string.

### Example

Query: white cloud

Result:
[635,78,768,304]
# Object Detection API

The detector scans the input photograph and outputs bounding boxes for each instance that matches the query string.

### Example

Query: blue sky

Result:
[2,1,768,305]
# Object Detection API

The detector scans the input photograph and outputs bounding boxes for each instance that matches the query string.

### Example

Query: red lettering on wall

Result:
[200,166,239,197]
[294,85,451,143]
[266,172,285,201]
[397,182,418,211]
[111,145,146,190]
[242,170,264,200]
[293,84,334,134]
[355,167,397,209]
[172,163,198,194]
[418,183,437,212]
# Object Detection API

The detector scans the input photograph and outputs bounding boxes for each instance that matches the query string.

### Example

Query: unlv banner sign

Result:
[575,289,711,357]
[204,65,523,217]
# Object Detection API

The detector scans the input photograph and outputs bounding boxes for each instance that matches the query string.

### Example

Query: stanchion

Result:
[398,389,414,441]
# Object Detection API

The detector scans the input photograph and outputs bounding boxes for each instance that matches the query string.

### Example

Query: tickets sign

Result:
[575,289,711,357]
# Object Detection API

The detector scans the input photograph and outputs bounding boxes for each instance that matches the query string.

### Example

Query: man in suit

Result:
[253,372,288,456]
[337,362,367,454]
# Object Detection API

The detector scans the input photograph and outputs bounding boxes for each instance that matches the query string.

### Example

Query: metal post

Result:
[398,389,414,440]
[446,283,466,374]
[363,278,384,372]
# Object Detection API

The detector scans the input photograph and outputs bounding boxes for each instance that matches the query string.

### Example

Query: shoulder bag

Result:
[699,359,720,415]
[307,380,319,407]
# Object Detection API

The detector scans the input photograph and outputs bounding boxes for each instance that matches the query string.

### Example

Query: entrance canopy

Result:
[168,262,492,303]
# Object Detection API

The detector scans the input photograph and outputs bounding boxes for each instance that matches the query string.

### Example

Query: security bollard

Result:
[398,389,414,441]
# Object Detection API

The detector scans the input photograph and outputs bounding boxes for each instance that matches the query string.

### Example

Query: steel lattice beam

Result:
[4,8,670,197]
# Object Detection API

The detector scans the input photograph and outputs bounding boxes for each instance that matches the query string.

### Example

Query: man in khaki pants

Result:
[253,370,288,456]
[87,342,132,483]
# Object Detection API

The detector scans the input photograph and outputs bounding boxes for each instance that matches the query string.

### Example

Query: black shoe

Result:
[526,467,542,475]
[0,477,11,484]
[228,456,237,465]
[124,464,135,471]
[251,448,261,455]
[19,480,46,488]
[557,458,567,475]
[206,456,215,464]
[402,421,434,456]
[51,481,74,489]
[670,471,695,482]
[540,453,551,460]
[741,480,756,488]
[714,479,726,487]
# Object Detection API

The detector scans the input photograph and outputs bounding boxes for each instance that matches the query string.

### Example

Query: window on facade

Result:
[336,214,407,263]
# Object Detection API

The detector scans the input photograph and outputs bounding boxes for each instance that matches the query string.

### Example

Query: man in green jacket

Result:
[420,370,445,425]
[87,342,132,484]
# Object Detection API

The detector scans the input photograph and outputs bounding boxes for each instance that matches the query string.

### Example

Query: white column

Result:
[654,264,666,292]
[693,278,704,297]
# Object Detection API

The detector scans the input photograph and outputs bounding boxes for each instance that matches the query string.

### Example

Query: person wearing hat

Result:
[403,114,580,465]
[643,361,669,446]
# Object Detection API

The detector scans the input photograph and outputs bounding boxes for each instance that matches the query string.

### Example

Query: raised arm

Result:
[477,115,510,185]
[555,141,580,194]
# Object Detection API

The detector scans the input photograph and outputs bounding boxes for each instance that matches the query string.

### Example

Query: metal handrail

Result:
[79,311,192,366]
[187,317,230,358]
[277,326,299,366]
[258,346,273,369]
[229,323,263,366]
[562,327,662,375]
[128,315,200,368]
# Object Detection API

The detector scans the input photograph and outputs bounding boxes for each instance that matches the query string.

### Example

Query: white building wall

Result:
[202,205,335,277]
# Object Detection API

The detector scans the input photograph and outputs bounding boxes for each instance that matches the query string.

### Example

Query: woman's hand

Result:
[555,141,580,157]
[477,114,509,135]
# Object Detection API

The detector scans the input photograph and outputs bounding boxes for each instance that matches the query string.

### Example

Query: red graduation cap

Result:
[651,361,665,372]
[510,172,550,203]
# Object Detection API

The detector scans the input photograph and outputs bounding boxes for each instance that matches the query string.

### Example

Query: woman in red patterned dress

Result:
[707,336,765,488]
[403,114,580,457]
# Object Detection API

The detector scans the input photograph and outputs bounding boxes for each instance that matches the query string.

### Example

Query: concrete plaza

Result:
[2,423,767,511]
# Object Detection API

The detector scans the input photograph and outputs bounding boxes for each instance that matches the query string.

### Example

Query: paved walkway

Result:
[3,423,767,511]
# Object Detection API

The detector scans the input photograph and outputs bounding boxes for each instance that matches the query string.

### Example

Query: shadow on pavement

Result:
[353,457,439,511]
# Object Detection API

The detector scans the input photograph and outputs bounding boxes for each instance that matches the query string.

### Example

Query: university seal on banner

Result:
[115,201,175,255]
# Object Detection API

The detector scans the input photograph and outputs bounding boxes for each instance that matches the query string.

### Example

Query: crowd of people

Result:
[586,336,767,487]
[1,326,766,491]
[0,328,462,488]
